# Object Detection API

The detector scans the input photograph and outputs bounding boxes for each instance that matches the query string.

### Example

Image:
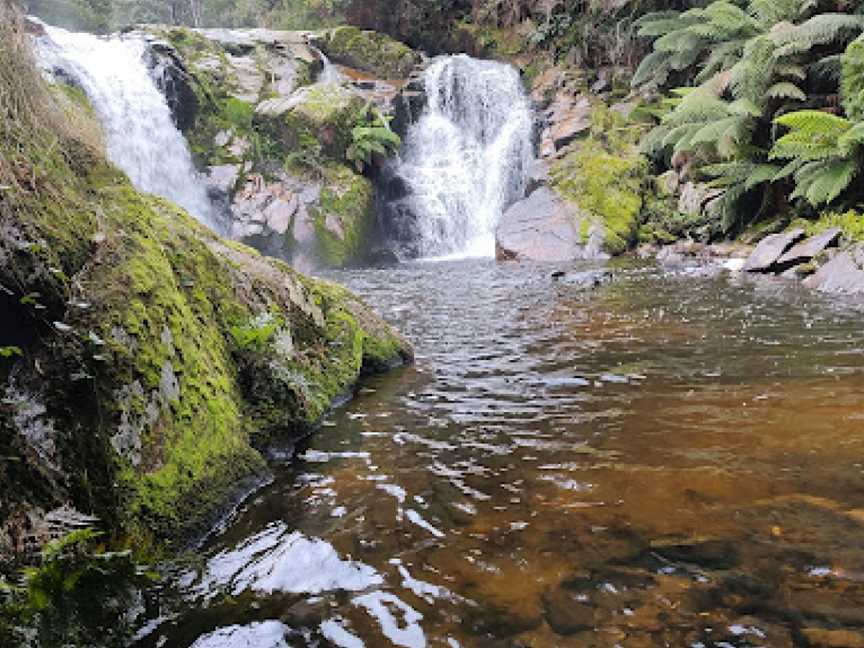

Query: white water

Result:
[34,24,219,230]
[391,55,534,259]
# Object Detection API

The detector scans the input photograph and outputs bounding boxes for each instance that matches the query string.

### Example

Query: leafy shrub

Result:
[346,110,401,173]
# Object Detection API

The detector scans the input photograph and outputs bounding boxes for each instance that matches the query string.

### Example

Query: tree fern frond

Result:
[792,158,859,205]
[632,50,671,87]
[774,14,864,57]
[766,81,807,101]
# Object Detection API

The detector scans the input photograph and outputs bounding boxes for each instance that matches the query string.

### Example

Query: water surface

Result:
[135,259,864,648]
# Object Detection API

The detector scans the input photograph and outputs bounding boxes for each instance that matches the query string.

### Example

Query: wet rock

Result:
[553,269,613,289]
[803,244,864,295]
[549,95,592,150]
[496,187,607,263]
[776,228,842,269]
[542,588,596,635]
[743,228,806,273]
[526,159,551,194]
[678,181,723,217]
[207,164,242,195]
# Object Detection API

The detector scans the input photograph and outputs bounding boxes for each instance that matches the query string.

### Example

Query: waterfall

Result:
[34,24,220,231]
[388,55,534,259]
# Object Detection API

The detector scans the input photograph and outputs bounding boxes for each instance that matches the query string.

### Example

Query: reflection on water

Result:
[134,259,864,647]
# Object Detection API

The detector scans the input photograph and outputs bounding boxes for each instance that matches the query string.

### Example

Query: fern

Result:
[772,110,863,205]
[843,37,864,121]
[346,108,401,172]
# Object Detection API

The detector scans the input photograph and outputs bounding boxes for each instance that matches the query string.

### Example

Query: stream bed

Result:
[134,259,864,648]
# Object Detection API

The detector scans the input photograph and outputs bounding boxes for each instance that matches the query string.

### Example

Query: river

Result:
[132,258,864,648]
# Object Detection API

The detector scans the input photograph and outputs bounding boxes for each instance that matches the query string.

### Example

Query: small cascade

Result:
[34,24,220,231]
[315,48,343,85]
[386,55,534,259]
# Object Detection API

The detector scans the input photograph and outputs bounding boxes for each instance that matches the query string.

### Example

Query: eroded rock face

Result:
[138,26,423,270]
[495,187,607,262]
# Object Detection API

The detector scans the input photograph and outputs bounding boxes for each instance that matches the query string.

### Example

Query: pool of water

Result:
[133,258,864,648]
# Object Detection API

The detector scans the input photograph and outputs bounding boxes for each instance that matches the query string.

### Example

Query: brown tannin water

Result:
[133,258,864,648]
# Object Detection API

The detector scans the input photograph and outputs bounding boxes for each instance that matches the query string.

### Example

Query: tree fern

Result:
[843,37,864,121]
[771,110,863,205]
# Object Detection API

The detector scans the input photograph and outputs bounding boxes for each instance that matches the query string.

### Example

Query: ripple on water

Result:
[137,259,864,648]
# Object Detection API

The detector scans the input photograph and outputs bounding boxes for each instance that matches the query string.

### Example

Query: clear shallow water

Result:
[134,259,864,648]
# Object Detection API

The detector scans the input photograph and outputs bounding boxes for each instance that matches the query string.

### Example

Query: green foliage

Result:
[803,209,864,241]
[26,0,112,33]
[552,106,648,254]
[771,110,864,206]
[0,346,23,359]
[2,528,153,647]
[635,0,864,230]
[229,312,284,352]
[346,110,401,173]
[843,37,864,121]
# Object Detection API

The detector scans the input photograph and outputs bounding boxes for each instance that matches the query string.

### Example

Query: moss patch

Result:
[311,164,375,267]
[320,26,419,79]
[550,103,650,255]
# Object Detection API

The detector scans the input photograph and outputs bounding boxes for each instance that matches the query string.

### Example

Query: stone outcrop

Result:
[137,26,422,269]
[317,26,420,79]
[496,187,607,262]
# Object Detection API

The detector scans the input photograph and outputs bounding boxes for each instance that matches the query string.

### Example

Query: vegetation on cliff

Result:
[1,0,410,590]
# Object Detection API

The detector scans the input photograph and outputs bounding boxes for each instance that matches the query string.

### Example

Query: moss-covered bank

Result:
[0,11,411,568]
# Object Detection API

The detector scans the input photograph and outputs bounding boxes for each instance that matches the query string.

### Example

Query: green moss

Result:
[321,26,418,78]
[310,164,374,268]
[800,210,864,242]
[456,20,525,59]
[552,139,646,255]
[259,83,366,161]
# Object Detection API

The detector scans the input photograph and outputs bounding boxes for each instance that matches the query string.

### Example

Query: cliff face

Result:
[0,7,412,567]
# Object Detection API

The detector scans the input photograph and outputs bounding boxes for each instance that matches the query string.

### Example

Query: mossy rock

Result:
[310,164,375,268]
[320,26,419,79]
[256,83,366,160]
[551,139,646,255]
[1,123,411,553]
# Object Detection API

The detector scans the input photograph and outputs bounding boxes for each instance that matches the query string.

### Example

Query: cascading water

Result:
[34,24,220,231]
[388,54,534,259]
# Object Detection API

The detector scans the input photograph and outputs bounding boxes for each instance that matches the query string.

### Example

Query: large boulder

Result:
[1,150,411,556]
[803,244,864,295]
[318,26,420,79]
[256,82,367,160]
[495,187,607,262]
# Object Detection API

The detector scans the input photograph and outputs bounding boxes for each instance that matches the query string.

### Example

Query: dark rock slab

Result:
[495,187,607,263]
[743,228,806,273]
[803,244,864,295]
[776,227,842,268]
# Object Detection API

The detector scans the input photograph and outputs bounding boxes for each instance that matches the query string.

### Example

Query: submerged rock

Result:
[496,187,607,263]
